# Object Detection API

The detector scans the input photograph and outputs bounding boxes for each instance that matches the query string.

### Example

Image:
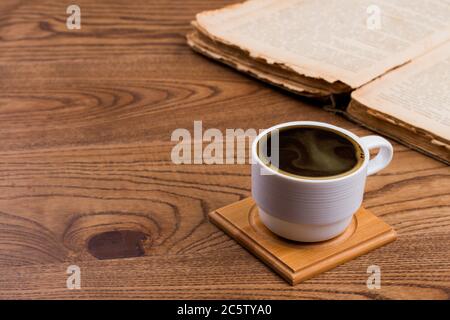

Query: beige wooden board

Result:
[209,197,397,285]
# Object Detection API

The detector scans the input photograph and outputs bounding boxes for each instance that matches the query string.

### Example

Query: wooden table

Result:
[0,0,449,300]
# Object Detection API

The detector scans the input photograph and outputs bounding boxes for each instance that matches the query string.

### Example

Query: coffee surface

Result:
[262,127,363,178]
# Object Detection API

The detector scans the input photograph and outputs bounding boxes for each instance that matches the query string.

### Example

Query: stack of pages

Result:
[187,0,450,164]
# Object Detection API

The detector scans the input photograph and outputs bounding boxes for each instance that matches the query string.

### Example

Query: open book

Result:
[187,0,450,164]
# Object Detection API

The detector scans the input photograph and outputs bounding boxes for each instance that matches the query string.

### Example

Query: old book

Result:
[348,42,450,164]
[187,0,450,164]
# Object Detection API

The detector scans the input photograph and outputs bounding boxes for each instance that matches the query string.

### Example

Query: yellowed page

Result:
[352,41,450,141]
[197,0,450,88]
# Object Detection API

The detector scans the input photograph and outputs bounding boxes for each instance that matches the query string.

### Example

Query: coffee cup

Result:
[251,121,393,242]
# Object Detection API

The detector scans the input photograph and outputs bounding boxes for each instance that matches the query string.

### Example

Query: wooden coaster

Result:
[209,198,396,285]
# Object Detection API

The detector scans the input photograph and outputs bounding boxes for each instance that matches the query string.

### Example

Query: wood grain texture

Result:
[0,0,449,299]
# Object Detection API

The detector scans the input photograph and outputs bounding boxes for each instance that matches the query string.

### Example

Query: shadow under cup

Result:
[252,123,370,242]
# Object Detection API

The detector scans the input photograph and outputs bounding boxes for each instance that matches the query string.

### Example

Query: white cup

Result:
[251,121,393,242]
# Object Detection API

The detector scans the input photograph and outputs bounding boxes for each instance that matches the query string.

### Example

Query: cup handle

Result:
[360,136,393,176]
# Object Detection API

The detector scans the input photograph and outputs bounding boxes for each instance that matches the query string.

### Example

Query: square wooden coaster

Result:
[209,197,396,285]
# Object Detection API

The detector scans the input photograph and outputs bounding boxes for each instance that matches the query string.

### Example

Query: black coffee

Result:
[259,126,364,178]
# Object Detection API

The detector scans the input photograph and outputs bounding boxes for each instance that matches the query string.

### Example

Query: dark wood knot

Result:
[87,230,149,260]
